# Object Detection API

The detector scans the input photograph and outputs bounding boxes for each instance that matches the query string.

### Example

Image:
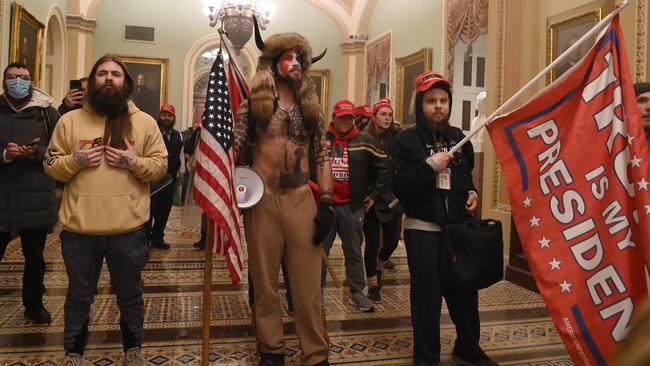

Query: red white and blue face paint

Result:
[277,50,302,78]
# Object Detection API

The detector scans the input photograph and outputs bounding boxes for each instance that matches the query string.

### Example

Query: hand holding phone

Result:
[65,80,84,108]
[69,79,82,90]
[19,138,40,158]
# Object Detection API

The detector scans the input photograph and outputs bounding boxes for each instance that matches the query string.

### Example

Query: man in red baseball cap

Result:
[391,71,498,366]
[321,99,390,313]
[354,104,373,131]
[146,103,184,250]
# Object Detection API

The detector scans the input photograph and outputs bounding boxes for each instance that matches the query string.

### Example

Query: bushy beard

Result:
[428,115,451,136]
[275,67,302,88]
[157,118,174,132]
[88,84,129,117]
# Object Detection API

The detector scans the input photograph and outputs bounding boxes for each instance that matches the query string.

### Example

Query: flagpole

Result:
[219,28,248,84]
[202,219,214,365]
[448,0,629,155]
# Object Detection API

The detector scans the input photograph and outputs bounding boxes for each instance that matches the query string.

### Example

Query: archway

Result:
[43,5,67,103]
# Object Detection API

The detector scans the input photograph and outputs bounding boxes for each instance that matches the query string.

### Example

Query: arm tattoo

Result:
[73,151,89,168]
[233,102,250,159]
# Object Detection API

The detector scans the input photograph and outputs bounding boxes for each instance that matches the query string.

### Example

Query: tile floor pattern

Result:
[0,209,574,365]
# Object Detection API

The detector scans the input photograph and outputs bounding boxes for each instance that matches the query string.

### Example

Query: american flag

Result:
[193,52,247,284]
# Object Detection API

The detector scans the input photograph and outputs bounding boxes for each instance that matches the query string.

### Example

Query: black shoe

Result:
[25,307,51,324]
[193,240,205,250]
[258,353,285,366]
[151,242,170,250]
[451,353,499,366]
[383,258,395,270]
[368,285,381,303]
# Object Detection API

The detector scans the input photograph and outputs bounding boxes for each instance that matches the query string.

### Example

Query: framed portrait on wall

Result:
[114,55,169,118]
[395,48,431,127]
[547,6,603,82]
[307,68,330,117]
[10,3,45,85]
[365,32,391,104]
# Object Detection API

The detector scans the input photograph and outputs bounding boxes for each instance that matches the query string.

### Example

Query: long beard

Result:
[428,116,451,136]
[89,84,129,117]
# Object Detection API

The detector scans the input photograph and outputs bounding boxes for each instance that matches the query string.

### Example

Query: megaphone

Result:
[234,166,265,208]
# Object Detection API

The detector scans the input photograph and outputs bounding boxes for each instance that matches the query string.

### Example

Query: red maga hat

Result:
[355,104,373,117]
[333,100,356,117]
[415,71,451,93]
[159,104,176,116]
[372,98,393,114]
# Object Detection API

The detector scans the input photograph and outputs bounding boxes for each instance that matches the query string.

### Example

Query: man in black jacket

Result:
[146,104,183,249]
[391,71,498,366]
[0,62,59,324]
[321,99,390,312]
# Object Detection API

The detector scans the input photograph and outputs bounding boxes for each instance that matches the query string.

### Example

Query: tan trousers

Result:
[244,186,329,365]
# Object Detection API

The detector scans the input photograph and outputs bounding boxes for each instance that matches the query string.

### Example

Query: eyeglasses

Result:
[5,74,31,81]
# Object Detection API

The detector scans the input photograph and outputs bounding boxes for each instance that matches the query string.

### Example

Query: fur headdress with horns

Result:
[249,32,323,133]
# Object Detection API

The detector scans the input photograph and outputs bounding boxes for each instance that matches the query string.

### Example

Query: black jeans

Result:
[404,229,485,365]
[0,229,48,310]
[146,179,176,244]
[363,207,401,278]
[61,228,148,355]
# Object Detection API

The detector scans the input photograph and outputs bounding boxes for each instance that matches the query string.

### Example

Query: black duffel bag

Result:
[441,218,504,290]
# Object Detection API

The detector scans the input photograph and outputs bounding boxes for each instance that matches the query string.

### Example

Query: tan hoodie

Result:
[44,101,168,235]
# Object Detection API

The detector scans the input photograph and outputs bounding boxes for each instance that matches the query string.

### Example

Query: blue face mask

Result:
[6,78,31,99]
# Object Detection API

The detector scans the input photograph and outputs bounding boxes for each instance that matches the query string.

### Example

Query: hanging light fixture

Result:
[201,0,277,54]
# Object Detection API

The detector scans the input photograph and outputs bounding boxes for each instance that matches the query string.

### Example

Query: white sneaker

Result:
[123,347,145,366]
[63,353,84,366]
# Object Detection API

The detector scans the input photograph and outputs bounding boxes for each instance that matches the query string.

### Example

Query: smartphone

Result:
[25,140,39,147]
[69,79,82,90]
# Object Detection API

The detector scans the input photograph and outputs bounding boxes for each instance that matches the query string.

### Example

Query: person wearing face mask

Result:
[145,104,183,250]
[0,62,60,324]
[361,98,403,303]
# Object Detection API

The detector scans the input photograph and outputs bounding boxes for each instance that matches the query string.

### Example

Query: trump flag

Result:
[487,17,650,365]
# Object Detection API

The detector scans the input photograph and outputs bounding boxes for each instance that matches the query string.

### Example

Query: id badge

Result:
[436,168,451,190]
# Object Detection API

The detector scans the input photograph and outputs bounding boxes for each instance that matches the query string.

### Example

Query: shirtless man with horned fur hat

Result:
[232,28,332,366]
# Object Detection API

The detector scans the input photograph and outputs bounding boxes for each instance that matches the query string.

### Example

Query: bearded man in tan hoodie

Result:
[44,55,167,366]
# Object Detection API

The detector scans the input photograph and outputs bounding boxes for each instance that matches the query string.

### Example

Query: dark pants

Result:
[404,229,485,365]
[146,179,176,244]
[363,208,401,278]
[0,229,48,310]
[61,229,148,355]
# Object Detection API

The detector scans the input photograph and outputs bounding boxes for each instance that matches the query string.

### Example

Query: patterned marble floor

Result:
[0,208,573,365]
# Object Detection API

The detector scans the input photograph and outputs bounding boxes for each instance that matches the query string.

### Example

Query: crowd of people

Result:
[2,28,650,366]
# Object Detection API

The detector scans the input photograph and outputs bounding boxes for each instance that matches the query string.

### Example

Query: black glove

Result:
[313,201,335,245]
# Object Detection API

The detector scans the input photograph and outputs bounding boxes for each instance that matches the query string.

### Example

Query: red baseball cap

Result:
[372,98,393,114]
[355,105,373,117]
[333,100,356,117]
[415,71,452,93]
[160,104,176,116]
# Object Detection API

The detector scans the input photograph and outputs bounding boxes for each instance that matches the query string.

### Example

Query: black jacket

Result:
[161,128,183,179]
[326,129,391,210]
[0,93,59,233]
[391,122,476,225]
[364,122,403,222]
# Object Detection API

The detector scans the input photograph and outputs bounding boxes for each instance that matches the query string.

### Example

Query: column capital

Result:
[340,40,366,55]
[66,14,97,33]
